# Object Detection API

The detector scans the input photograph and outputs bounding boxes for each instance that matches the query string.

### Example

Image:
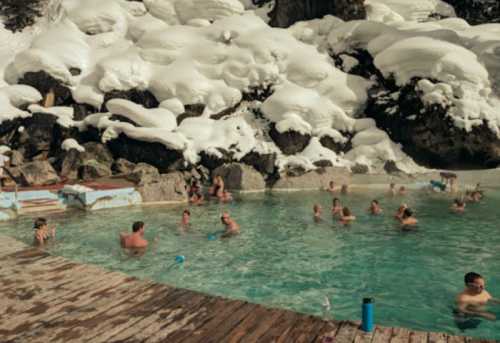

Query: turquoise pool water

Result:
[2,189,500,339]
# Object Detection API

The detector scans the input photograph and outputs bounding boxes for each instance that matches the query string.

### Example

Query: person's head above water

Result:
[132,221,145,234]
[464,272,485,294]
[33,217,47,230]
[183,209,190,216]
[329,181,334,188]
[342,207,351,216]
[333,198,340,206]
[371,199,379,206]
[313,204,321,213]
[402,208,413,218]
[454,198,464,207]
[220,212,231,224]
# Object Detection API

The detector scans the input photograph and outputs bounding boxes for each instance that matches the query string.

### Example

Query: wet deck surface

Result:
[0,235,496,343]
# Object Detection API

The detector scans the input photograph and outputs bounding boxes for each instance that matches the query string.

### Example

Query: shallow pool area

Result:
[2,189,500,339]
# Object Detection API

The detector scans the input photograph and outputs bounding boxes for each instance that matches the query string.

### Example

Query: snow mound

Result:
[62,138,85,152]
[365,0,455,23]
[106,98,177,130]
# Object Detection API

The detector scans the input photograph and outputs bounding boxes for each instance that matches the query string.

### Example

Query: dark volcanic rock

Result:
[384,160,403,174]
[79,160,112,181]
[212,163,266,191]
[269,124,310,155]
[351,163,369,174]
[270,0,365,28]
[241,151,276,175]
[112,158,136,175]
[199,149,233,170]
[106,133,183,172]
[313,160,333,168]
[176,104,205,125]
[19,160,60,186]
[18,71,73,106]
[366,78,500,168]
[126,163,160,184]
[442,0,500,24]
[319,136,351,154]
[101,89,159,111]
[14,113,58,159]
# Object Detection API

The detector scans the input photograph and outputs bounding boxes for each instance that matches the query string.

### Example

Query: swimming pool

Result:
[2,189,500,339]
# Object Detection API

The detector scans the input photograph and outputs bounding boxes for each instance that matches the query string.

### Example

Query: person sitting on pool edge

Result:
[326,181,336,193]
[313,204,322,222]
[388,182,396,196]
[369,200,382,215]
[451,198,466,213]
[456,272,499,321]
[399,208,417,226]
[220,212,240,238]
[339,207,356,225]
[33,217,56,246]
[331,198,342,217]
[398,186,407,196]
[120,221,148,250]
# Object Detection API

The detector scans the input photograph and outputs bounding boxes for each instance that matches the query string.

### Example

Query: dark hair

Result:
[183,209,190,216]
[132,221,144,232]
[403,208,413,218]
[33,217,47,230]
[342,207,351,216]
[455,198,464,206]
[333,197,340,204]
[372,199,379,205]
[464,272,482,284]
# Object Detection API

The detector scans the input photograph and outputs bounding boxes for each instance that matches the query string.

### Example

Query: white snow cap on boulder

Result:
[62,138,85,152]
[106,98,177,130]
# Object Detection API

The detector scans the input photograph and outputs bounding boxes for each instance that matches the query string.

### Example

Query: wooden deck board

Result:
[0,235,495,343]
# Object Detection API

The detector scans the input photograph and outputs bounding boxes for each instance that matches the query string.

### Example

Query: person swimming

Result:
[119,221,149,254]
[340,184,349,195]
[181,209,190,227]
[331,198,342,217]
[313,204,322,222]
[369,199,383,215]
[399,208,417,227]
[394,204,407,220]
[33,217,56,246]
[220,212,240,238]
[455,272,499,321]
[451,198,466,213]
[339,207,356,225]
[189,192,204,205]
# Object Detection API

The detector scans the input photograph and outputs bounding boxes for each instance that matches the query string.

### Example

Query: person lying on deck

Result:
[33,217,56,246]
[120,221,148,253]
[455,272,499,321]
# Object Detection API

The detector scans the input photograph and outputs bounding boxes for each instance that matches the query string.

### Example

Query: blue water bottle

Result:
[361,298,374,332]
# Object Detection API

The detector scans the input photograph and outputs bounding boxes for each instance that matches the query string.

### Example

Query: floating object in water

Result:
[175,255,185,263]
[361,298,374,332]
[430,180,446,191]
[207,230,225,241]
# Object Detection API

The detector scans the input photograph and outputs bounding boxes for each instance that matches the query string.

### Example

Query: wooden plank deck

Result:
[0,235,496,343]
